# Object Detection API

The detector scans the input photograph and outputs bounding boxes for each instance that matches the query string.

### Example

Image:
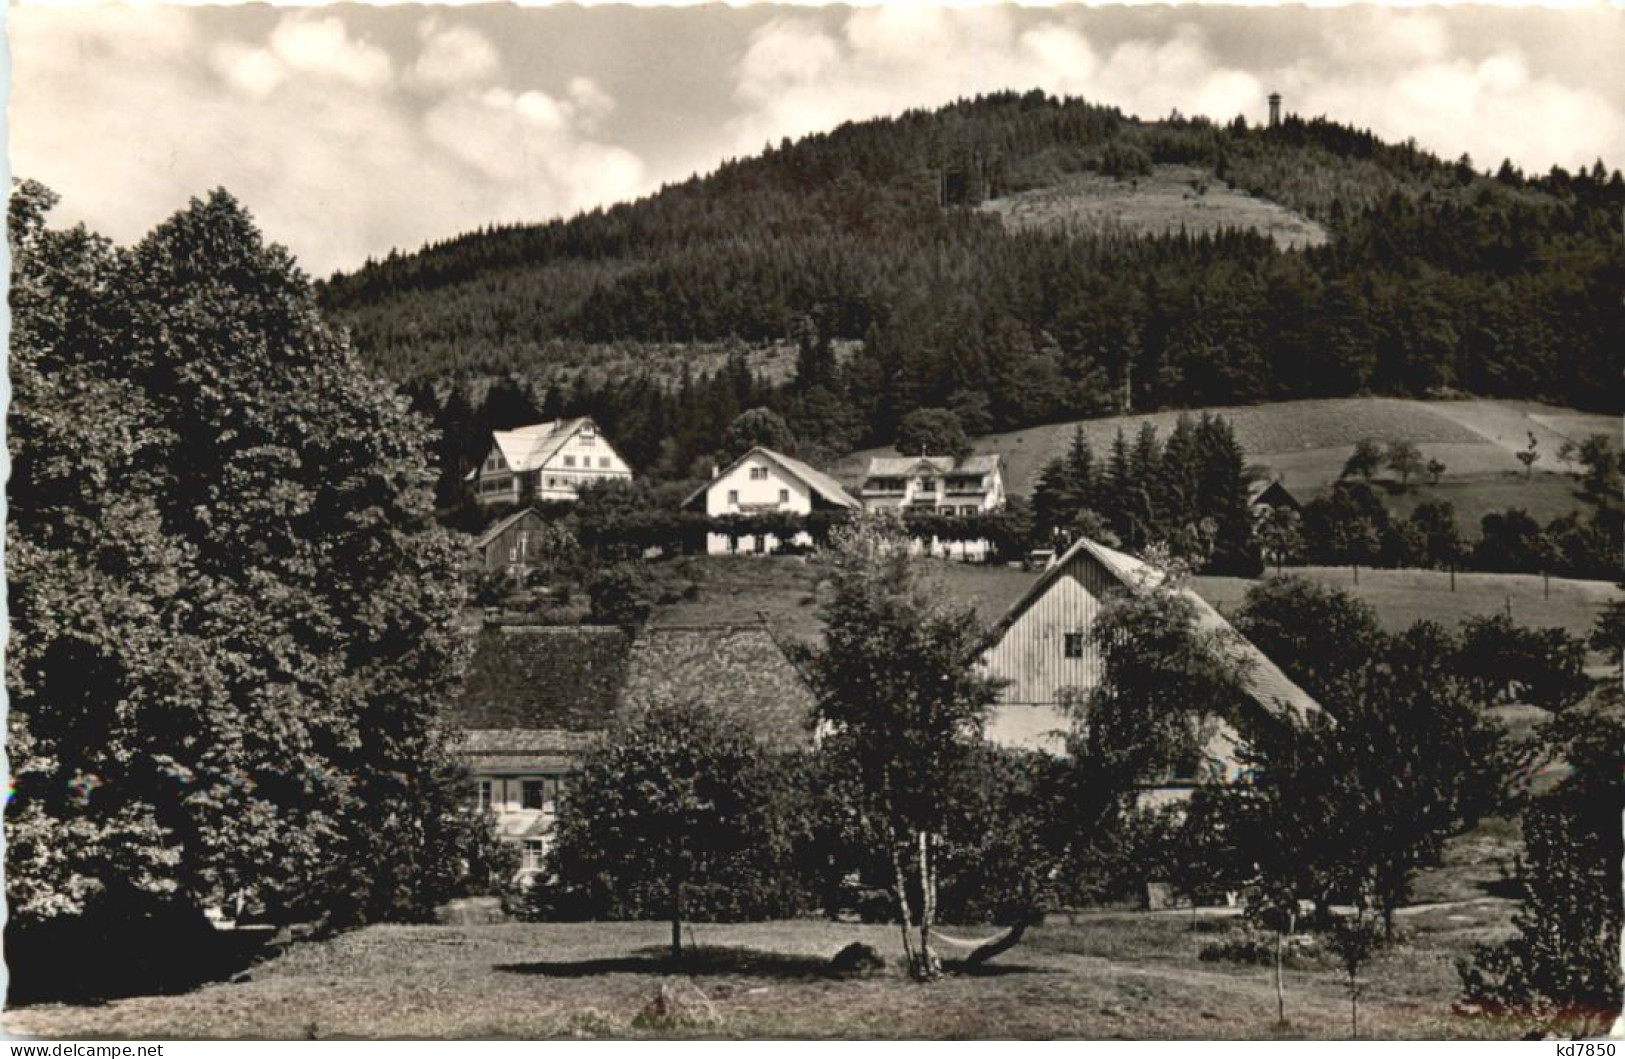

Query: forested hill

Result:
[320,91,1623,480]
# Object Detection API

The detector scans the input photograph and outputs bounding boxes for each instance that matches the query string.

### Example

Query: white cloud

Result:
[268,17,393,90]
[411,22,502,90]
[210,41,287,101]
[729,11,1265,154]
[10,8,650,276]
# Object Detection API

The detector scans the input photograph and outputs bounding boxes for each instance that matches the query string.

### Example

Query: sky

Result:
[9,3,1625,277]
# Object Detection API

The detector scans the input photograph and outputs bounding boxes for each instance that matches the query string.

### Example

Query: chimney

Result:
[1268,92,1282,128]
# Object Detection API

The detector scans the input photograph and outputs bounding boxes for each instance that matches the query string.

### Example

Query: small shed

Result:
[475,508,554,578]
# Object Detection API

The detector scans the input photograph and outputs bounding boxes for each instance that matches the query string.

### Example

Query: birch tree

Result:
[801,514,1001,980]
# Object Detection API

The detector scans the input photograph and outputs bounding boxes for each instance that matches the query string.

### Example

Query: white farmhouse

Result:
[468,417,632,506]
[684,446,860,555]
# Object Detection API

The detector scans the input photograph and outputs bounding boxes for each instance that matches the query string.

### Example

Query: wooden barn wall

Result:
[980,552,1123,707]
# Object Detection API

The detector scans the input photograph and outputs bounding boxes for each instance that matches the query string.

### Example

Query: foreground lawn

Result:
[6,903,1518,1040]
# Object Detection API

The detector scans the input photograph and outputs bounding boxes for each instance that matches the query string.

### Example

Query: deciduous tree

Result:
[798,515,1002,979]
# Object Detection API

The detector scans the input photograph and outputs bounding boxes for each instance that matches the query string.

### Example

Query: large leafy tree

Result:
[1456,613,1591,714]
[6,184,479,961]
[1232,575,1388,705]
[1459,697,1624,1038]
[799,514,1002,979]
[720,406,796,462]
[894,407,972,463]
[548,699,792,958]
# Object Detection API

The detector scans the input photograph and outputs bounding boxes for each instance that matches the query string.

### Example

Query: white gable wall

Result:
[535,423,632,501]
[703,454,815,555]
[704,455,814,517]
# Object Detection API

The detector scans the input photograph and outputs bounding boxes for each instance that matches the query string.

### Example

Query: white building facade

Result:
[685,446,860,555]
[469,418,633,506]
[860,454,1007,560]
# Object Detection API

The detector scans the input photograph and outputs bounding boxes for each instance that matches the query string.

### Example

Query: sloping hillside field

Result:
[981,165,1329,251]
[841,398,1610,532]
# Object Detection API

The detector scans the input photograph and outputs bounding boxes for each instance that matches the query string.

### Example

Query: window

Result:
[580,434,596,448]
[728,489,739,505]
[521,780,546,811]
[548,477,559,488]
[779,489,789,503]
[599,457,610,469]
[563,455,576,468]
[580,423,595,437]
[522,777,562,813]
[1064,632,1085,658]
[521,840,546,873]
[476,780,492,812]
[750,466,769,481]
[917,477,936,493]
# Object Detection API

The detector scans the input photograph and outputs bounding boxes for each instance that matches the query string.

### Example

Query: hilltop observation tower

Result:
[1268,92,1282,128]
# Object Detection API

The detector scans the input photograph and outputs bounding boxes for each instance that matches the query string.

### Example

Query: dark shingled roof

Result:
[449,625,633,732]
[619,623,817,752]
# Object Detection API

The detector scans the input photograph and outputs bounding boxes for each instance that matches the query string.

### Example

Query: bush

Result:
[586,563,654,628]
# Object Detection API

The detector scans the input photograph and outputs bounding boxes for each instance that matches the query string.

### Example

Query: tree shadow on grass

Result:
[942,959,1055,978]
[496,945,837,980]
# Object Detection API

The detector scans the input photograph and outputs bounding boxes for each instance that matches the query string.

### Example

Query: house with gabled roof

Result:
[860,454,1007,561]
[445,617,817,878]
[860,454,1005,515]
[468,417,632,507]
[447,624,634,875]
[978,536,1322,801]
[1248,479,1302,515]
[684,445,860,555]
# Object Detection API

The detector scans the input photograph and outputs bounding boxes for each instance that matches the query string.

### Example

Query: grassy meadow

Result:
[3,888,1519,1039]
[1191,567,1620,642]
[834,398,1614,534]
[980,164,1329,252]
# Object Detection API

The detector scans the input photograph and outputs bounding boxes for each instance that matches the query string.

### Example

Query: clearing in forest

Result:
[980,165,1329,251]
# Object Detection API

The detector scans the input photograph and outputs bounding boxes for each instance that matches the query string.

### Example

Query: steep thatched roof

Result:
[449,624,633,732]
[619,623,817,752]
